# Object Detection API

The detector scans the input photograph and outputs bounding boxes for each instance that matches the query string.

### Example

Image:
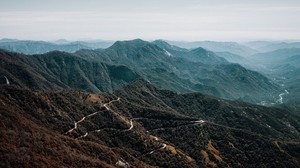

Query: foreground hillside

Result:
[1,80,299,167]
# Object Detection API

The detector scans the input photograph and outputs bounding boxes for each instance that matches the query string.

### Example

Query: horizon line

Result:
[1,37,300,43]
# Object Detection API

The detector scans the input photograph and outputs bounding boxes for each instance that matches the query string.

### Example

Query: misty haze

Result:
[0,0,300,167]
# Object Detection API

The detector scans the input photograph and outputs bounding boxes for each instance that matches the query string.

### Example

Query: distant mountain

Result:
[69,40,114,49]
[284,54,300,68]
[153,40,228,64]
[250,48,300,64]
[244,40,300,52]
[0,39,281,104]
[1,80,299,167]
[257,42,300,52]
[52,39,70,44]
[76,39,280,104]
[0,40,90,54]
[0,38,19,43]
[215,52,246,64]
[0,39,114,54]
[247,48,300,75]
[166,40,258,56]
[243,41,276,50]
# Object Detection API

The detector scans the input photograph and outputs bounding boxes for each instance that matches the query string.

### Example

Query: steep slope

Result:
[0,50,140,92]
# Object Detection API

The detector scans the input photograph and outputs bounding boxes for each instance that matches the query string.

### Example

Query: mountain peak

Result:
[106,39,169,60]
[190,47,208,53]
[112,39,148,47]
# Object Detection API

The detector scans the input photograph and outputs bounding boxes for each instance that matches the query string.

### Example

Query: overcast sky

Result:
[1,0,300,41]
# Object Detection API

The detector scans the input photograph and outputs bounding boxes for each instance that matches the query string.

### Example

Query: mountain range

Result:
[165,40,258,56]
[1,39,282,104]
[244,41,300,52]
[1,38,300,167]
[0,39,114,54]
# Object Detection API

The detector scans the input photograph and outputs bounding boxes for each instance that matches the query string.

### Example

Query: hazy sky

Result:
[1,0,300,41]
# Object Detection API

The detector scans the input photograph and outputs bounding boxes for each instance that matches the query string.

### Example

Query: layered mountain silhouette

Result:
[1,39,281,104]
[165,40,258,56]
[244,41,300,52]
[76,39,280,104]
[0,39,114,54]
[1,38,299,167]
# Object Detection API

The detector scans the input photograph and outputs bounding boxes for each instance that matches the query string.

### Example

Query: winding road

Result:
[128,120,134,130]
[86,111,99,117]
[148,135,167,154]
[4,76,9,85]
[104,97,120,110]
[66,96,139,138]
[66,96,206,158]
[277,90,289,104]
[160,144,167,149]
[65,116,86,134]
[77,132,88,139]
[194,120,205,124]
[65,97,121,135]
